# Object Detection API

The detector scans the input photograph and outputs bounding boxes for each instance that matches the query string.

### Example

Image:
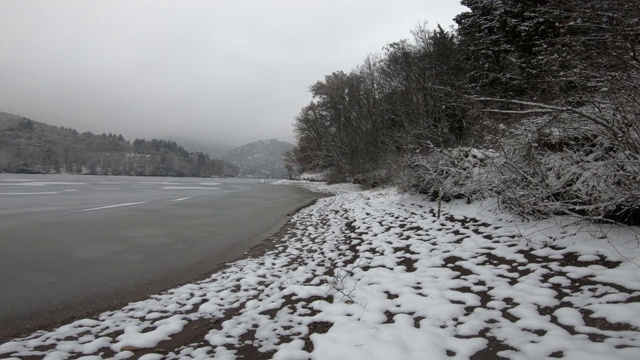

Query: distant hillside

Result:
[0,111,238,177]
[222,139,294,179]
[161,135,233,159]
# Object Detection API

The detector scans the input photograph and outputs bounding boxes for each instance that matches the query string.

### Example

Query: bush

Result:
[402,113,640,225]
[402,147,500,202]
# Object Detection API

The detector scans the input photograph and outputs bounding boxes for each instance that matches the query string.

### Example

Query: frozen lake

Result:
[0,174,321,339]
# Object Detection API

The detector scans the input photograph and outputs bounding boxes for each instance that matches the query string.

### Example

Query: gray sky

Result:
[0,0,466,154]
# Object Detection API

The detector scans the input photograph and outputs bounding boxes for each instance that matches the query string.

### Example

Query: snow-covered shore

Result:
[1,181,639,359]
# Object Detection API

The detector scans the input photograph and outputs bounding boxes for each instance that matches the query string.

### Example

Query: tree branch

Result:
[470,97,621,137]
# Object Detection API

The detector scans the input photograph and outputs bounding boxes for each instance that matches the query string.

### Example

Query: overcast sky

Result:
[0,0,467,154]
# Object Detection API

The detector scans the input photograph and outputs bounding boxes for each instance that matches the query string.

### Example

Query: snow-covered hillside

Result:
[222,139,293,179]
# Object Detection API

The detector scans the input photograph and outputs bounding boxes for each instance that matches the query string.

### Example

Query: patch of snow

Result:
[274,179,361,194]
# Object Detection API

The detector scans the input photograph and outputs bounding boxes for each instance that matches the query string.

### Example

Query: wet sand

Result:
[0,175,323,340]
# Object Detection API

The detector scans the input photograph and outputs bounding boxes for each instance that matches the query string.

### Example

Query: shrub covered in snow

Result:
[402,147,500,202]
[297,172,328,182]
[402,112,640,225]
[500,115,640,223]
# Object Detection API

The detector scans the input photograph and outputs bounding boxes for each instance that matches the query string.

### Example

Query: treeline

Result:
[288,0,640,224]
[0,116,239,177]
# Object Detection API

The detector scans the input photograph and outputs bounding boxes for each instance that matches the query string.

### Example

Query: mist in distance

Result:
[0,0,465,155]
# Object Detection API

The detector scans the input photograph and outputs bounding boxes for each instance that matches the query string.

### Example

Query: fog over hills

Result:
[222,139,294,179]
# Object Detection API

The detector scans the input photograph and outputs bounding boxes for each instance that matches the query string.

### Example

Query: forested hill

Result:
[222,139,294,179]
[289,0,640,225]
[0,111,239,177]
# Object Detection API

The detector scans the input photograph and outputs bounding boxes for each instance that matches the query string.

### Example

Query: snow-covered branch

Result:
[471,97,621,138]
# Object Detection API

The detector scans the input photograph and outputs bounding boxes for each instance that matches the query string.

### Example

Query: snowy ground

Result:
[1,181,640,359]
